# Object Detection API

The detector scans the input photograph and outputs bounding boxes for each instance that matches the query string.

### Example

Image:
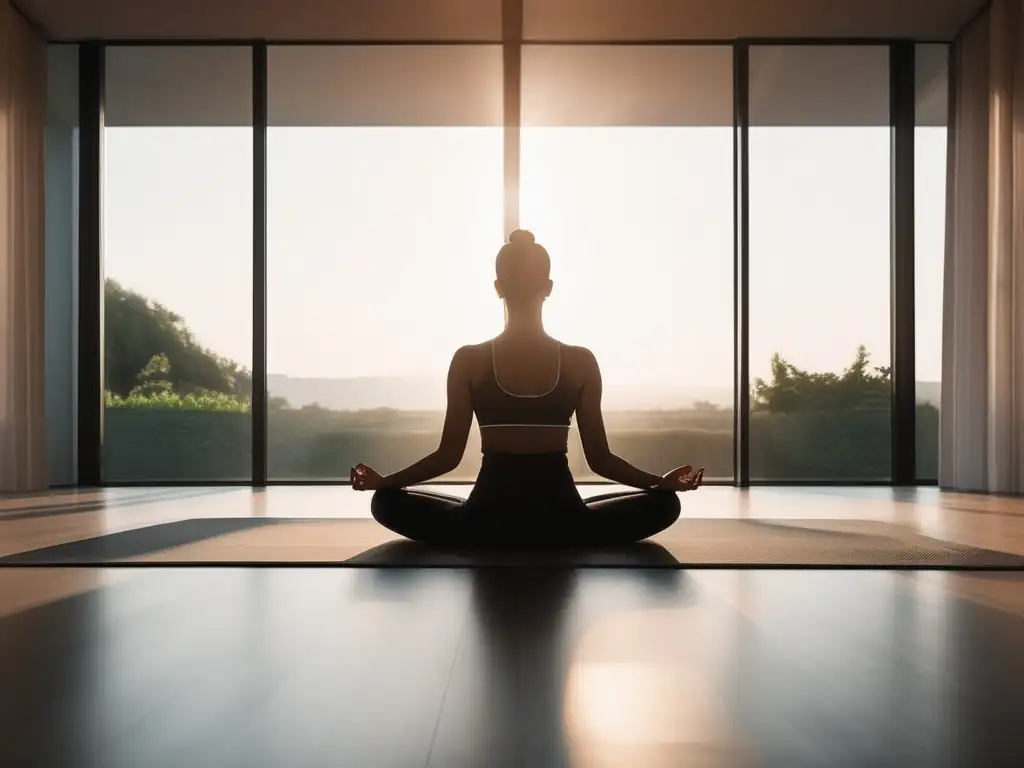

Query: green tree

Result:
[131,353,173,396]
[752,345,890,414]
[105,279,251,397]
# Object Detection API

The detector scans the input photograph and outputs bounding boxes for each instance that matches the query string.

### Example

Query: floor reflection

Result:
[430,560,718,767]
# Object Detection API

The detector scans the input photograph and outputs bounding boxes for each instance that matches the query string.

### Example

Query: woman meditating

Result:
[352,229,703,547]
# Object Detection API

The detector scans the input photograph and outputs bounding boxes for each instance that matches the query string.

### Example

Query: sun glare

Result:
[520,126,735,390]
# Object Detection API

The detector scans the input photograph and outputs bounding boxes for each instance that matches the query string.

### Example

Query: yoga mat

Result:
[2,518,1023,569]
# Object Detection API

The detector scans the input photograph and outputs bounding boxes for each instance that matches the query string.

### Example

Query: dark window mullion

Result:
[253,42,268,486]
[890,42,916,486]
[78,43,105,487]
[733,43,751,488]
[502,0,523,235]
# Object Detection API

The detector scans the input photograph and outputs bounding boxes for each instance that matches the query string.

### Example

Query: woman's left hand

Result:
[350,463,385,491]
[658,465,704,492]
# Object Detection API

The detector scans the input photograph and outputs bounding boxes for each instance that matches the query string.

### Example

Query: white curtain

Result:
[941,0,1024,493]
[0,1,48,492]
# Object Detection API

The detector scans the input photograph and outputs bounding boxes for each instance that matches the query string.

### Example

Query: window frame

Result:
[74,16,945,487]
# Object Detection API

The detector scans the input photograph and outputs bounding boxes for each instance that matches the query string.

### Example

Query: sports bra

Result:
[472,341,577,429]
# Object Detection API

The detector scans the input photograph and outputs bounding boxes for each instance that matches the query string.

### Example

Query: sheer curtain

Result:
[942,0,1024,493]
[0,1,47,492]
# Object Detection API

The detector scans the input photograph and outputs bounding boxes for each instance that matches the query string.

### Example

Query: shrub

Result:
[105,390,250,413]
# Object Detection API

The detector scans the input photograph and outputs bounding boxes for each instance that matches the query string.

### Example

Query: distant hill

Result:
[269,374,942,411]
[916,381,941,406]
[268,375,444,411]
[267,374,733,411]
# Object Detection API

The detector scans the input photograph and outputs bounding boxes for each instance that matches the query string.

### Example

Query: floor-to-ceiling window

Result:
[915,44,949,483]
[102,46,254,482]
[520,46,736,481]
[90,40,946,486]
[748,46,893,481]
[266,46,504,480]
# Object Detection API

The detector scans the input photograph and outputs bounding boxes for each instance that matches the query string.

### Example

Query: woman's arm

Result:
[574,349,666,490]
[379,347,474,489]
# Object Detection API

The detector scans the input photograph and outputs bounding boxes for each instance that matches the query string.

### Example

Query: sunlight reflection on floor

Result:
[564,606,748,767]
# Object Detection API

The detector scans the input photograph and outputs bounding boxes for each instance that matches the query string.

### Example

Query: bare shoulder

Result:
[450,342,490,375]
[558,342,600,377]
[455,341,492,359]
[559,342,597,364]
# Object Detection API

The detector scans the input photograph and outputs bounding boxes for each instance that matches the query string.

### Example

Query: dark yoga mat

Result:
[3,518,1024,569]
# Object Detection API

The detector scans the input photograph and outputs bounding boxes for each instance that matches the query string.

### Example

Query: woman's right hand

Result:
[350,463,385,491]
[658,465,703,492]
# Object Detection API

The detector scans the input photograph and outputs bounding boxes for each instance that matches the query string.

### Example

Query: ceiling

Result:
[16,0,986,42]
[90,42,948,128]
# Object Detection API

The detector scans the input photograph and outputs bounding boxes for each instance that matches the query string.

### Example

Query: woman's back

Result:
[468,334,584,455]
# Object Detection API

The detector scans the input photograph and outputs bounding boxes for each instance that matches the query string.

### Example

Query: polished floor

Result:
[4,485,1024,561]
[1,487,1023,767]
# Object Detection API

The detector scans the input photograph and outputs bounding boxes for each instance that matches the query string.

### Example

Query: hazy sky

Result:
[103,124,947,399]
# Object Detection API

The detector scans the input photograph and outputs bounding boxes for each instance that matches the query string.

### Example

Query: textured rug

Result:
[2,517,1023,569]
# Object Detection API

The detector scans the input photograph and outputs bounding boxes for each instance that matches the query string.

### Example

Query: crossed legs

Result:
[370,487,681,548]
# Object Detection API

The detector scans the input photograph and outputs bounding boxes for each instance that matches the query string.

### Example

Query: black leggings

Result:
[370,452,681,548]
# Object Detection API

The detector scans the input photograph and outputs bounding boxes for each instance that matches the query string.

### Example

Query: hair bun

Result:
[508,229,536,246]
